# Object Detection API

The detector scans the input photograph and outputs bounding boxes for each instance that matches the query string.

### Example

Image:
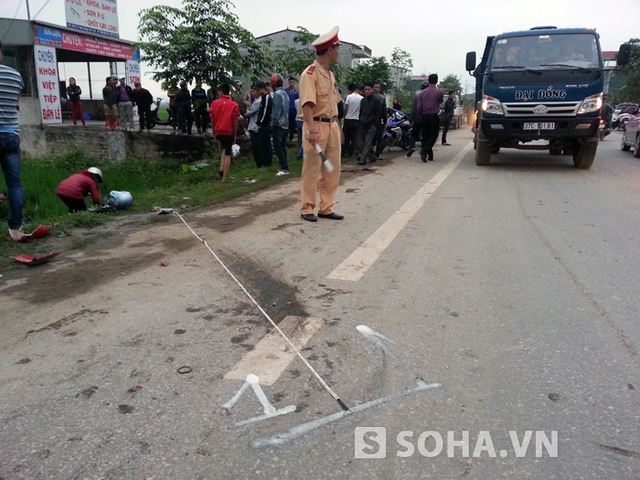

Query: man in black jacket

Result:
[132,82,154,132]
[255,81,273,167]
[358,82,383,165]
[175,82,193,135]
[441,91,456,146]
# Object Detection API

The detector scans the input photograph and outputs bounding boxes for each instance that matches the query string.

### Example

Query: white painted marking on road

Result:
[224,316,324,386]
[223,373,297,428]
[250,379,441,448]
[328,141,474,281]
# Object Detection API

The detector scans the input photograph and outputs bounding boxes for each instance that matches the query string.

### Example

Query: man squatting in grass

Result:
[210,83,240,183]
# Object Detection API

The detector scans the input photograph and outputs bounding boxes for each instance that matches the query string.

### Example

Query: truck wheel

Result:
[621,133,631,151]
[572,141,597,169]
[475,130,491,165]
[550,146,562,155]
[634,135,640,158]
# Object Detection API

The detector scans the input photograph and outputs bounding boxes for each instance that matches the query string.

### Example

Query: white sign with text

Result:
[65,0,119,38]
[125,60,141,87]
[34,45,62,125]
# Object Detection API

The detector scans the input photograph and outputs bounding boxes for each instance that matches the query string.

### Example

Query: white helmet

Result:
[87,167,103,183]
[231,143,240,157]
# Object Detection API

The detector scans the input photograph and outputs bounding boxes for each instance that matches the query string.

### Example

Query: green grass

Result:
[0,142,304,270]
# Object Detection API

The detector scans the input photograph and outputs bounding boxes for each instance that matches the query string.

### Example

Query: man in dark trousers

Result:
[358,82,383,165]
[175,81,193,135]
[285,77,299,140]
[407,80,428,157]
[373,82,387,159]
[441,90,456,146]
[418,73,443,162]
[192,81,209,134]
[255,81,273,167]
[132,82,154,132]
[342,83,362,158]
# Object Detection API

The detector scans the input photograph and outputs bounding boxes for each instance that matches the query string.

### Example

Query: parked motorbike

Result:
[150,97,173,128]
[617,113,633,131]
[598,118,611,140]
[380,108,412,151]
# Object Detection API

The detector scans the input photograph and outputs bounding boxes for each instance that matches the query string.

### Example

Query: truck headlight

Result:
[481,95,504,115]
[577,93,602,115]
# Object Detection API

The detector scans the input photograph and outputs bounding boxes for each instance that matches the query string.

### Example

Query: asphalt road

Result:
[1,128,639,479]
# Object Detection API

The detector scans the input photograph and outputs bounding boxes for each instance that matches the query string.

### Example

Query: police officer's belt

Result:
[313,117,336,123]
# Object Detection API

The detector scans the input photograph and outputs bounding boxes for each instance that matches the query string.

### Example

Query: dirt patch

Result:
[0,219,197,304]
[192,193,299,233]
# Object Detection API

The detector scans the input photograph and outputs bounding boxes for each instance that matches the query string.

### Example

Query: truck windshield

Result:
[489,33,600,70]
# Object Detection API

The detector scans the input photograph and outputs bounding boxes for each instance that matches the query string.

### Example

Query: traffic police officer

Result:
[299,26,344,222]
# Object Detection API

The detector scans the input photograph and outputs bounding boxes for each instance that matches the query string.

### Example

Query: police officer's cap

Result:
[312,26,340,52]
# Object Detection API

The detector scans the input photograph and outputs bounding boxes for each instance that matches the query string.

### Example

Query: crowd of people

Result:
[1,27,459,239]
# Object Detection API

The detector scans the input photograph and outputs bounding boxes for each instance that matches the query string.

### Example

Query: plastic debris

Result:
[13,225,52,242]
[11,252,60,265]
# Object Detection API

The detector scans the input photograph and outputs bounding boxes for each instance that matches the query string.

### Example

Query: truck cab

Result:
[466,26,630,168]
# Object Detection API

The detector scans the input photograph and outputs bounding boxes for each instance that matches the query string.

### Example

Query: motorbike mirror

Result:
[466,52,477,72]
[617,44,631,66]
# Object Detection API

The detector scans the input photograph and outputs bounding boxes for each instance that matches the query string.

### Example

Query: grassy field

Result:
[0,142,304,270]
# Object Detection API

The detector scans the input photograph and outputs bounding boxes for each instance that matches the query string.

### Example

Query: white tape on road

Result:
[224,315,324,386]
[327,141,473,282]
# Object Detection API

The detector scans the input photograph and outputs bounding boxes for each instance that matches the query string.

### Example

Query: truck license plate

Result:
[524,122,555,130]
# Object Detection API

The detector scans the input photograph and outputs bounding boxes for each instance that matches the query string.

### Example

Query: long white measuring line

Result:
[173,212,351,412]
[327,141,474,282]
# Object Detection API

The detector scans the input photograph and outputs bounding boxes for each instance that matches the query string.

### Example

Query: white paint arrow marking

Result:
[223,374,297,428]
[250,379,440,448]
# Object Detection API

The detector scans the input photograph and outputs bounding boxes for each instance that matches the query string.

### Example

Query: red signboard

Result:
[34,25,135,60]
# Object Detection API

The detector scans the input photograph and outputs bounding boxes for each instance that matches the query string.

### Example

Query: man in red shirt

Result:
[55,167,103,213]
[210,83,240,182]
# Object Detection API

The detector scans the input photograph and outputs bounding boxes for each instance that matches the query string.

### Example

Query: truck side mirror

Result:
[617,44,631,66]
[466,52,477,73]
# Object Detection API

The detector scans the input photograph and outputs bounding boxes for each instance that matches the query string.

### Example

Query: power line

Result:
[0,0,25,44]
[32,0,53,21]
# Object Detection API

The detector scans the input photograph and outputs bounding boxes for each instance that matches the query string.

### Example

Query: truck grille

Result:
[502,101,581,117]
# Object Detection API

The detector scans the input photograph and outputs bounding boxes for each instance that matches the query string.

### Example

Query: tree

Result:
[389,47,413,90]
[616,38,640,102]
[438,74,463,95]
[269,27,317,78]
[390,47,413,71]
[344,57,393,92]
[137,0,270,89]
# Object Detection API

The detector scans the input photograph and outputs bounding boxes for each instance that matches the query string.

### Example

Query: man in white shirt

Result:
[342,83,362,158]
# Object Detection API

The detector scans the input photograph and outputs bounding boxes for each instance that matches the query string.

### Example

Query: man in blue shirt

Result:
[285,77,299,141]
[0,45,25,241]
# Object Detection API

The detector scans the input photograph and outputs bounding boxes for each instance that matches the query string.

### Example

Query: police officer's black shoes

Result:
[301,214,318,222]
[318,212,344,220]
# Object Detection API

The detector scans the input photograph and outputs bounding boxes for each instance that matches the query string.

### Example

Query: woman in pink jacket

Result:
[56,167,103,213]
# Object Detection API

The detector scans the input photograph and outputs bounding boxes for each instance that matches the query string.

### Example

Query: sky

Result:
[1,0,639,99]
